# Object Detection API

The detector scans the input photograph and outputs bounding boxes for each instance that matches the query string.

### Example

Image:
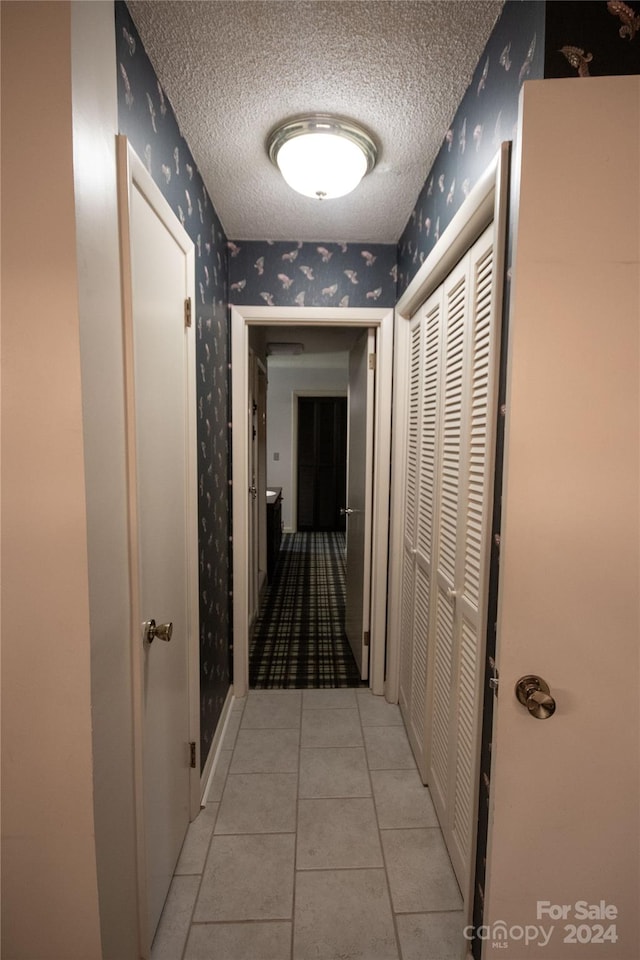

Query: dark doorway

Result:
[297,396,347,531]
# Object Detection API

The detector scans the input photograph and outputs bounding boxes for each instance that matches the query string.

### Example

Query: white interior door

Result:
[428,224,498,901]
[344,329,375,679]
[397,222,499,893]
[257,364,268,589]
[398,295,441,782]
[126,148,198,946]
[484,77,639,957]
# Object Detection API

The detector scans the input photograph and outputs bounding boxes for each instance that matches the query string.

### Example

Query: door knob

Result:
[515,675,556,719]
[143,619,173,645]
[340,507,354,515]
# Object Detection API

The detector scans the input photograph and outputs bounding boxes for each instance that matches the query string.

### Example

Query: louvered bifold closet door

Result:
[448,223,497,893]
[398,311,423,772]
[425,221,498,897]
[411,288,443,781]
[400,314,424,763]
[427,253,469,822]
[399,286,444,781]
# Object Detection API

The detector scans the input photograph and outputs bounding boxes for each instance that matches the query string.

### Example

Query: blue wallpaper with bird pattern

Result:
[116,1,232,771]
[228,240,397,309]
[397,0,546,296]
[398,0,640,296]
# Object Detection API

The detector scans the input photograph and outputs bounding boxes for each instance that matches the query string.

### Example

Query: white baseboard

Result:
[199,685,233,805]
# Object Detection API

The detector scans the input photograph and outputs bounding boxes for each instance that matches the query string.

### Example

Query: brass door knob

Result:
[142,619,173,645]
[515,675,556,719]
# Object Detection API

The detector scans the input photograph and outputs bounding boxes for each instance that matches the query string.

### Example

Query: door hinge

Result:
[363,630,370,647]
[189,741,197,768]
[184,297,192,328]
[368,352,376,370]
[489,657,499,698]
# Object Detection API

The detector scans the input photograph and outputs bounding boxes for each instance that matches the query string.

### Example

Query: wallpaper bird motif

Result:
[229,241,397,308]
[116,2,232,770]
[397,0,546,297]
[399,0,640,299]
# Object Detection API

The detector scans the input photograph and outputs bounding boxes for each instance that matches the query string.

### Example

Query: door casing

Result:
[231,305,393,698]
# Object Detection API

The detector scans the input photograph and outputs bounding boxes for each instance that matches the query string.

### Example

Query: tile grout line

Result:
[357,693,405,960]
[176,695,246,960]
[291,690,304,960]
[161,689,460,960]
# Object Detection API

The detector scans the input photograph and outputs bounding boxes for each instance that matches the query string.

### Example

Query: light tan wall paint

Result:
[72,3,140,957]
[485,76,639,955]
[1,3,102,957]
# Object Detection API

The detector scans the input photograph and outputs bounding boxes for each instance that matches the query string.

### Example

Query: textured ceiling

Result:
[128,0,504,243]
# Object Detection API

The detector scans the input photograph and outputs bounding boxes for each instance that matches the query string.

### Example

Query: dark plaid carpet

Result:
[249,532,364,689]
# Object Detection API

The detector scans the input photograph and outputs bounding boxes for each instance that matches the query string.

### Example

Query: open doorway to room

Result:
[231,304,393,700]
[248,325,365,690]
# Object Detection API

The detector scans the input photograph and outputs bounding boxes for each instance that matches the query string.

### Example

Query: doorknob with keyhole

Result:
[142,619,173,645]
[515,675,556,719]
[340,507,354,515]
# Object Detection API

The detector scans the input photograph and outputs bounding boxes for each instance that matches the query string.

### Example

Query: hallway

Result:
[151,689,463,960]
[249,533,363,689]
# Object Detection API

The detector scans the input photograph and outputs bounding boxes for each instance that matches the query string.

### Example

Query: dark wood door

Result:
[297,397,347,531]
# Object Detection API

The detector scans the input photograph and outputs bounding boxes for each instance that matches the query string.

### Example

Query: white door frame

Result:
[117,136,201,955]
[231,305,393,698]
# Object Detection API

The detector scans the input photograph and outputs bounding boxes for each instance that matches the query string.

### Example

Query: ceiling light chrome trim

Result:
[267,114,378,175]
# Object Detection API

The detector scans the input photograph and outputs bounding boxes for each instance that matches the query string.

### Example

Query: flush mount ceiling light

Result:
[267,115,378,200]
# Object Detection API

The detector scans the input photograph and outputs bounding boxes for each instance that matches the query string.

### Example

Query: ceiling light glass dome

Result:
[267,115,378,200]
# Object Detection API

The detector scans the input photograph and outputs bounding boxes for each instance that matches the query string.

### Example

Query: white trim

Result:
[116,135,148,953]
[386,143,510,707]
[117,136,200,957]
[232,304,393,697]
[383,306,410,704]
[200,685,234,803]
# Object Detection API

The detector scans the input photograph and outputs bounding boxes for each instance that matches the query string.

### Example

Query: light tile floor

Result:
[152,688,464,960]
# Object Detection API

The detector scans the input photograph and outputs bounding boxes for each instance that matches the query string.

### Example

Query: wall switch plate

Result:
[274,452,280,460]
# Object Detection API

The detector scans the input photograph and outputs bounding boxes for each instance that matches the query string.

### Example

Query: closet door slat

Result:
[399,219,500,906]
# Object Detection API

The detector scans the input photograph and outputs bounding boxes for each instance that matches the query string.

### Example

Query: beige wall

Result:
[1,3,102,957]
[72,3,140,957]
